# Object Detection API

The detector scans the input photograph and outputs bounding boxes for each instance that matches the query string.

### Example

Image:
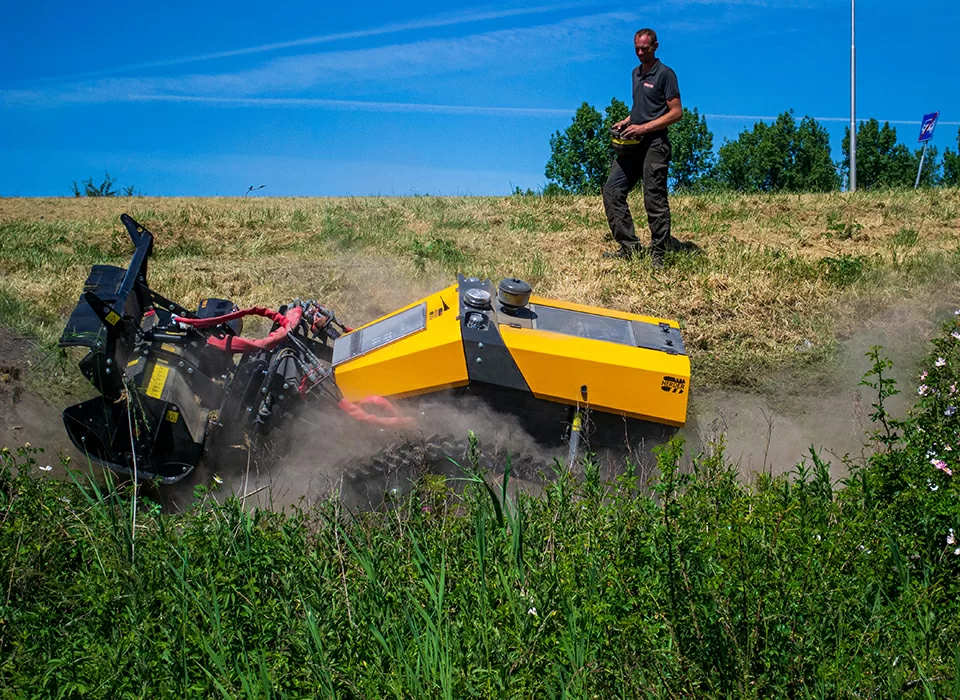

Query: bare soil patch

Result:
[0,328,80,467]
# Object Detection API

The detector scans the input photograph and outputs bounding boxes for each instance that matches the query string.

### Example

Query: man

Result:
[603,28,682,266]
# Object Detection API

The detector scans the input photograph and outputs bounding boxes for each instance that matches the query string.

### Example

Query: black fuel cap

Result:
[498,278,532,309]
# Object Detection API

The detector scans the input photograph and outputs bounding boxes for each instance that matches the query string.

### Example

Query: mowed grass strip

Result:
[1,189,959,394]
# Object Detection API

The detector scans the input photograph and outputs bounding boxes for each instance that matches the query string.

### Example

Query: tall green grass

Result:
[4,318,960,697]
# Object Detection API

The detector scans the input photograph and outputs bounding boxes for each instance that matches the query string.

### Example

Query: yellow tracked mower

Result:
[60,215,690,485]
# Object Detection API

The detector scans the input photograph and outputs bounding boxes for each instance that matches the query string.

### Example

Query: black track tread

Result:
[341,433,556,493]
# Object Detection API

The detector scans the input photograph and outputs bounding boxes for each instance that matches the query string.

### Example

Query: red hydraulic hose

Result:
[337,395,416,429]
[173,306,303,353]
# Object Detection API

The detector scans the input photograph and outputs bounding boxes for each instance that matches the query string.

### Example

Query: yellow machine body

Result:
[333,285,469,399]
[501,307,689,426]
[332,276,689,429]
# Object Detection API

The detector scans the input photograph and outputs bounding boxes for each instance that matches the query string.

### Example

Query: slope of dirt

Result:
[0,328,80,468]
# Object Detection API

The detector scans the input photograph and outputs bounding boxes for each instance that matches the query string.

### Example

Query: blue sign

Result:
[919,112,939,142]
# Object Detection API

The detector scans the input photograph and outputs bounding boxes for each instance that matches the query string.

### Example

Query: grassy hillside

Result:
[1,188,959,397]
[2,191,960,697]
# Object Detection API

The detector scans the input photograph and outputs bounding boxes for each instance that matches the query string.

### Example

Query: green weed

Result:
[892,227,920,247]
[411,236,471,273]
[819,253,869,286]
[824,209,865,240]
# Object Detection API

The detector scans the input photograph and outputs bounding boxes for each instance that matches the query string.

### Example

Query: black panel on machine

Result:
[458,275,531,393]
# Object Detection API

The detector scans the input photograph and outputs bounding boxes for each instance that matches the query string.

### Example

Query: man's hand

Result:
[620,98,682,140]
[613,117,631,132]
[619,123,647,140]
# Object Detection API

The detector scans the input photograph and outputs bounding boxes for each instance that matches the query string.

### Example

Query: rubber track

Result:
[341,433,556,503]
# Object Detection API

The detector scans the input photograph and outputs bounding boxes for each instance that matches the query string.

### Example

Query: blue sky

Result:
[2,0,958,196]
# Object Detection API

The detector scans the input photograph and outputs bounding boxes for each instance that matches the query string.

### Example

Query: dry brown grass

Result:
[2,189,959,393]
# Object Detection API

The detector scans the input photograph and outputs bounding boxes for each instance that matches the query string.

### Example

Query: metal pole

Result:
[567,408,582,470]
[914,142,929,189]
[849,0,857,192]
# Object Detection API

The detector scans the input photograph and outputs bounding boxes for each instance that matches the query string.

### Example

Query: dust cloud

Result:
[158,394,562,514]
[692,299,955,480]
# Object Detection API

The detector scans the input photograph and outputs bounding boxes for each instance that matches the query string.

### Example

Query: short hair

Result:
[635,28,658,44]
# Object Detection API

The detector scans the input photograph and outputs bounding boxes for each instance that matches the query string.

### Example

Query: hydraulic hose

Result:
[173,306,303,353]
[337,395,416,429]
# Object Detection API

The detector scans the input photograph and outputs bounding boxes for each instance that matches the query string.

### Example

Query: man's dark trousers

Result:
[602,132,671,256]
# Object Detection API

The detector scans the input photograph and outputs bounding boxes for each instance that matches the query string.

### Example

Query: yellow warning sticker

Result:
[105,311,121,326]
[160,343,179,354]
[145,363,170,399]
[165,409,180,424]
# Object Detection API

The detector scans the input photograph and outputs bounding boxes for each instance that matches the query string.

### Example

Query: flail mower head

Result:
[60,215,690,484]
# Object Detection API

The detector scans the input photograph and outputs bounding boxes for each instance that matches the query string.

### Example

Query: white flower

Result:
[38,465,52,472]
[937,357,947,367]
[955,548,960,556]
[952,331,960,341]
[528,607,538,617]
[948,529,957,546]
[947,406,957,417]
[928,479,939,492]
[919,384,930,396]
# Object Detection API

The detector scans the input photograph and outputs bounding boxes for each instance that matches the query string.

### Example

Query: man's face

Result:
[634,34,657,62]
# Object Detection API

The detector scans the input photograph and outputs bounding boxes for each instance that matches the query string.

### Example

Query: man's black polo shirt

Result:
[630,60,680,130]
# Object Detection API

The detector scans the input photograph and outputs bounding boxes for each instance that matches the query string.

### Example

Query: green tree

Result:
[942,127,960,187]
[545,101,719,194]
[840,118,938,188]
[792,115,841,191]
[545,99,628,195]
[668,107,716,191]
[716,111,839,192]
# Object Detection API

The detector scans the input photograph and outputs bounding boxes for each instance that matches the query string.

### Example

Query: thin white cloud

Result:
[3,12,636,106]
[8,89,950,128]
[12,0,816,87]
[126,95,571,116]
[21,1,612,84]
